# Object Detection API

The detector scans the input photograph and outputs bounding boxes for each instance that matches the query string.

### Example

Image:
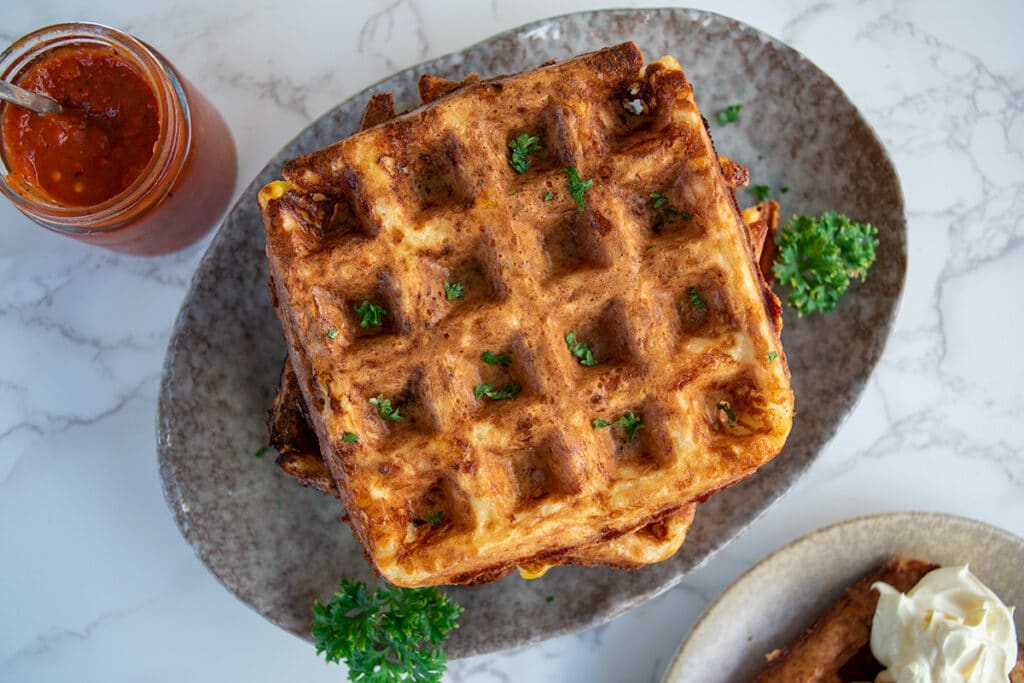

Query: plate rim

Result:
[660,511,1024,682]
[156,6,909,658]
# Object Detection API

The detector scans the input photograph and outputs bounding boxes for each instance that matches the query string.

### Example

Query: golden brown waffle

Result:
[259,42,794,587]
[266,79,723,574]
[755,557,1024,682]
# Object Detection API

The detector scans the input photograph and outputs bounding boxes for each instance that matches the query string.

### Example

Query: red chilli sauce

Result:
[2,45,160,207]
[0,23,237,255]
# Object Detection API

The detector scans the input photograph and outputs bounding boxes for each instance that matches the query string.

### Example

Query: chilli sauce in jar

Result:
[0,23,237,255]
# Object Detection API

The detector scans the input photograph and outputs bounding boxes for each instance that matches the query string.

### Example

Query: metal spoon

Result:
[0,79,63,115]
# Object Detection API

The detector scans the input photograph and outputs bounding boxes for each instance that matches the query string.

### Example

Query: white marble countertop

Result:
[2,1,1021,681]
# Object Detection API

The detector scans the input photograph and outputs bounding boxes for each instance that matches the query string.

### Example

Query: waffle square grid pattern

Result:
[259,43,794,587]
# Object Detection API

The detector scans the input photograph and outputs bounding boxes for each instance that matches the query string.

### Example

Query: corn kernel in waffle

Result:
[259,42,794,587]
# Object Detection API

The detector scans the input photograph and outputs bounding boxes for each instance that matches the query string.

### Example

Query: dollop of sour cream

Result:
[870,565,1017,683]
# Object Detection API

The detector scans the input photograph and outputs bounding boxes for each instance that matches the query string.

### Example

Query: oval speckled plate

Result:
[157,8,906,658]
[662,512,1024,682]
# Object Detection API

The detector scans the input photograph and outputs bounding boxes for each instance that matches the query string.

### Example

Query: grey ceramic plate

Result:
[662,512,1024,682]
[158,8,906,658]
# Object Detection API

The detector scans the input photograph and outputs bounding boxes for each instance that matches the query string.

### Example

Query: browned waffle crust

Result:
[755,557,1024,682]
[259,42,794,587]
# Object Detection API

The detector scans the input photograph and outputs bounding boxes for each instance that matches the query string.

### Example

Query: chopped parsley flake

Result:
[686,286,708,310]
[716,103,743,125]
[565,332,597,366]
[342,432,359,443]
[508,133,541,173]
[780,186,790,194]
[354,300,388,328]
[650,192,689,222]
[254,446,273,458]
[480,351,512,367]
[593,412,645,441]
[425,511,444,527]
[543,191,554,201]
[369,394,402,422]
[444,281,465,300]
[473,382,521,401]
[326,328,339,340]
[749,185,772,202]
[563,167,593,212]
[716,401,737,425]
[765,351,778,361]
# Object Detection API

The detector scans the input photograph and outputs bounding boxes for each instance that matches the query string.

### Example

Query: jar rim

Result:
[0,22,192,234]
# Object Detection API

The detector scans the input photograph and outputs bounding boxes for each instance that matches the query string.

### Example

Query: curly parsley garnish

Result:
[565,332,597,366]
[772,212,879,315]
[369,395,402,422]
[592,412,645,441]
[354,300,388,328]
[443,281,465,301]
[563,167,593,212]
[716,103,743,125]
[474,382,521,401]
[312,579,462,683]
[480,351,512,367]
[508,133,541,173]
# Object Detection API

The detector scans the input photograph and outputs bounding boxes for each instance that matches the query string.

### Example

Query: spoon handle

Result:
[0,80,63,115]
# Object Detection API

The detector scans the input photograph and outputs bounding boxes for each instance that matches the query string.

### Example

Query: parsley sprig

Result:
[565,332,597,366]
[716,103,743,125]
[369,395,403,422]
[443,281,465,301]
[772,212,879,315]
[474,382,521,400]
[312,579,462,683]
[480,351,512,367]
[563,167,593,211]
[355,301,388,328]
[508,134,541,173]
[592,412,645,441]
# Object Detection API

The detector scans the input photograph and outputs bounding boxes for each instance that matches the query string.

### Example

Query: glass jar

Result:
[0,23,237,255]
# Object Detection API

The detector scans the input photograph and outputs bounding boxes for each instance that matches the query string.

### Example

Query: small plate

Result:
[158,8,907,658]
[662,512,1024,682]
